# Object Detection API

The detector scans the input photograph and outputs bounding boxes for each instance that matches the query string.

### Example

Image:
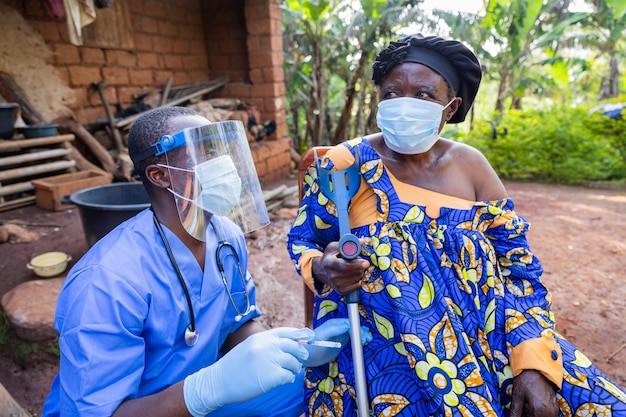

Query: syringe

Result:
[296,340,342,348]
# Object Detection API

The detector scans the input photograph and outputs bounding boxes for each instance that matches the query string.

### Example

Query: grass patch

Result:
[0,311,59,364]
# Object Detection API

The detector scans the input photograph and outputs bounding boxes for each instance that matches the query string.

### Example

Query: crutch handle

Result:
[339,233,361,260]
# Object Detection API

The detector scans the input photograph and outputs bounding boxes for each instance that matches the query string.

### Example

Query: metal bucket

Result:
[64,182,151,247]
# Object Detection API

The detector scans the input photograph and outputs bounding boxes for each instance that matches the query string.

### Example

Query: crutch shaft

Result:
[348,299,369,417]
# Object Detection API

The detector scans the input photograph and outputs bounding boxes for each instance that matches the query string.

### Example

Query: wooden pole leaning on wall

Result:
[160,77,173,107]
[0,70,45,126]
[92,80,125,155]
[55,116,118,177]
[59,142,108,174]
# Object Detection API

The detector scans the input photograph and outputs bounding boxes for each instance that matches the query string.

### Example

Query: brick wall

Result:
[203,0,291,184]
[0,0,291,183]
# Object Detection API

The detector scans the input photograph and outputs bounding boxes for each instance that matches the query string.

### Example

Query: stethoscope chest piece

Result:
[185,326,199,346]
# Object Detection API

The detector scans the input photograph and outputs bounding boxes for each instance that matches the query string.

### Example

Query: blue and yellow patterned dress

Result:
[287,138,626,417]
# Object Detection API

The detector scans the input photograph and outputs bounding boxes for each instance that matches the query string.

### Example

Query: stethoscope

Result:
[153,214,255,347]
[215,240,256,322]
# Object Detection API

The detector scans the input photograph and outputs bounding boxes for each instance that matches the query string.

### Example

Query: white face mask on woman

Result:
[376,97,454,154]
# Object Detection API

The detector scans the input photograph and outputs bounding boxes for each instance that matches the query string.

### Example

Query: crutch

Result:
[315,150,370,417]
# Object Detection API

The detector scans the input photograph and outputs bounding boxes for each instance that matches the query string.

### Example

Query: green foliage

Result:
[0,310,59,361]
[47,337,61,357]
[0,310,11,345]
[460,105,625,184]
[281,0,625,151]
[586,103,626,178]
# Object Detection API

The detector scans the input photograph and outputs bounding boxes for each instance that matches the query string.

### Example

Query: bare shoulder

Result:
[443,139,507,201]
[445,139,489,162]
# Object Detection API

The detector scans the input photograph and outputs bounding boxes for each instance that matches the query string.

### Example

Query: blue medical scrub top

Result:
[42,209,264,416]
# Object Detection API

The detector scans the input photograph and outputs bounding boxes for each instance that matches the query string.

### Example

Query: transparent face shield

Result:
[160,121,269,241]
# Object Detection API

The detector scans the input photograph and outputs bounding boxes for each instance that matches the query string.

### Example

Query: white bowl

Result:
[27,252,72,277]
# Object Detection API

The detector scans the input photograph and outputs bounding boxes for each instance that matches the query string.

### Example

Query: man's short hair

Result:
[128,106,201,183]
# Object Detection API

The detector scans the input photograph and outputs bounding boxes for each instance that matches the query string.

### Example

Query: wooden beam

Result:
[93,80,125,155]
[0,148,70,168]
[60,142,108,174]
[0,181,34,197]
[0,134,74,152]
[55,117,118,176]
[0,160,76,182]
[0,195,36,212]
[115,78,229,129]
[160,77,173,107]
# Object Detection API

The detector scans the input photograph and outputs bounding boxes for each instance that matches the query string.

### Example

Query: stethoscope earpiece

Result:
[235,305,256,322]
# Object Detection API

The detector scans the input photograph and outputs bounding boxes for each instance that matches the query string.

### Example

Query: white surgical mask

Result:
[195,155,242,216]
[376,97,454,154]
[159,155,242,216]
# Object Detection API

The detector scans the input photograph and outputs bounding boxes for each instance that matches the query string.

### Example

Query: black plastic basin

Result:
[65,182,151,247]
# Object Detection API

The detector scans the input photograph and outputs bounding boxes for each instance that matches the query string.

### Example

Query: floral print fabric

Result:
[287,138,626,416]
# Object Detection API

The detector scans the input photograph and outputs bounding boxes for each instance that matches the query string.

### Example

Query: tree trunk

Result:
[495,68,508,114]
[353,76,369,139]
[366,90,378,133]
[608,52,620,98]
[291,106,302,152]
[309,40,326,147]
[510,96,522,110]
[331,48,370,145]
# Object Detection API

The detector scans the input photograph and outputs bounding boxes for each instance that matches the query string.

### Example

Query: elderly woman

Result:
[287,34,626,417]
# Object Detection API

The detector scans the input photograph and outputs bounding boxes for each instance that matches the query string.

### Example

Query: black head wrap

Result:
[372,34,481,123]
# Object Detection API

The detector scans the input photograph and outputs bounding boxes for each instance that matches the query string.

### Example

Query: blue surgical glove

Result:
[183,327,313,417]
[303,318,373,367]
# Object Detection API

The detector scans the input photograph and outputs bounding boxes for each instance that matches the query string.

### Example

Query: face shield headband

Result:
[140,120,269,241]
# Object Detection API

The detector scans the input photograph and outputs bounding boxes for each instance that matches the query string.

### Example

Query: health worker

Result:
[42,106,369,417]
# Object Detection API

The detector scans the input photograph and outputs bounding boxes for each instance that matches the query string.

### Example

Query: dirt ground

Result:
[0,179,625,415]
